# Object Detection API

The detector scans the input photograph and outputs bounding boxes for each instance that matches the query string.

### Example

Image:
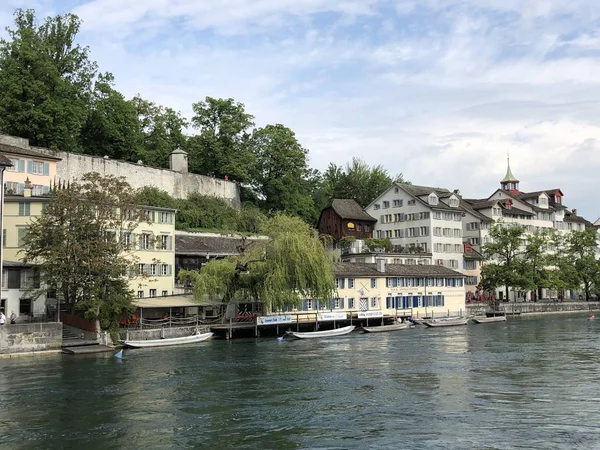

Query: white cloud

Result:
[1,0,600,218]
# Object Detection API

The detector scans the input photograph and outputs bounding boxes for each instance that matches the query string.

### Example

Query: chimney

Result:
[572,209,577,216]
[24,178,32,198]
[376,257,386,273]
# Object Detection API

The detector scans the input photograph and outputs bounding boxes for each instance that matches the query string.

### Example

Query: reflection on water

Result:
[1,315,600,449]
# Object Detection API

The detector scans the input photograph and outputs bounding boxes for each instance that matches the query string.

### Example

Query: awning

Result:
[133,295,224,309]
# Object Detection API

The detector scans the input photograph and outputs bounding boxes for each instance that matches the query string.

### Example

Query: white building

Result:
[366,183,466,271]
[463,159,592,301]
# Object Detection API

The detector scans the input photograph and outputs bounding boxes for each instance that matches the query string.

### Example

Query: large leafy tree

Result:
[317,158,408,208]
[521,229,551,302]
[481,222,528,302]
[179,215,335,311]
[21,173,150,332]
[561,228,600,301]
[0,9,97,151]
[188,97,256,182]
[251,124,315,221]
[80,72,141,160]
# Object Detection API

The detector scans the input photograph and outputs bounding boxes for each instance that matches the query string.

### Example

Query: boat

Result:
[122,331,213,348]
[285,325,355,339]
[422,317,469,327]
[472,315,507,324]
[363,321,410,333]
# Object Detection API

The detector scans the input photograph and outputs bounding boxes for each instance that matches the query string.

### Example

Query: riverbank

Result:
[466,300,599,317]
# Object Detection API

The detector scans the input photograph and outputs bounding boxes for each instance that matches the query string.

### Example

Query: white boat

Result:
[122,331,213,348]
[422,317,469,327]
[285,325,355,339]
[363,322,410,333]
[472,315,507,324]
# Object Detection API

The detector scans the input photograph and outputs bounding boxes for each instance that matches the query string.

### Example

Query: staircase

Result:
[62,326,80,341]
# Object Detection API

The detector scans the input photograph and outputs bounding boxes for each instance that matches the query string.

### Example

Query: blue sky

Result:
[2,0,600,220]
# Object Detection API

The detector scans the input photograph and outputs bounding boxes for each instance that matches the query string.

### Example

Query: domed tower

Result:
[500,156,519,194]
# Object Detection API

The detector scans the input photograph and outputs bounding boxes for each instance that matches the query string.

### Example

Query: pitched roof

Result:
[501,158,519,182]
[519,189,563,199]
[464,199,497,210]
[502,206,534,216]
[175,231,269,256]
[463,246,484,260]
[334,262,464,278]
[330,199,377,222]
[0,153,13,166]
[564,211,592,225]
[460,199,493,222]
[399,183,453,198]
[0,143,61,161]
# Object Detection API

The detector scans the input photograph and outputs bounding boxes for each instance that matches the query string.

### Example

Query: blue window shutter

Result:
[340,298,344,309]
[18,160,24,172]
[43,162,49,176]
[315,300,320,310]
[27,160,32,173]
[340,278,345,289]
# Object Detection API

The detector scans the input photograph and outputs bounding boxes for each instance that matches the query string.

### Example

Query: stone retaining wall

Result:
[466,301,600,316]
[0,323,63,354]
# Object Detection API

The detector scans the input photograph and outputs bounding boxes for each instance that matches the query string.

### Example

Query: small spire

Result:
[501,153,519,183]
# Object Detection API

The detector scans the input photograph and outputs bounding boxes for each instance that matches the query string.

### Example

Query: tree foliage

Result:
[0,9,97,151]
[561,228,600,300]
[21,173,149,331]
[179,215,335,310]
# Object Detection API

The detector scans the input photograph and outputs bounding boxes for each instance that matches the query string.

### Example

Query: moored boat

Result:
[363,322,410,333]
[122,331,213,348]
[285,325,355,339]
[472,315,507,324]
[422,317,469,327]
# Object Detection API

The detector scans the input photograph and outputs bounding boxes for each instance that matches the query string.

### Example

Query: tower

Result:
[500,155,519,194]
[169,148,188,173]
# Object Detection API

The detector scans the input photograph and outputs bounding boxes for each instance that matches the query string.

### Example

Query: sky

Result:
[1,1,600,221]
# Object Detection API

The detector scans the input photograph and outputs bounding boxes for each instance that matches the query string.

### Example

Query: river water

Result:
[1,315,599,450]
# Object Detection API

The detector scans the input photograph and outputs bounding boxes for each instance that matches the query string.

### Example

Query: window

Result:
[464,260,476,270]
[393,199,403,207]
[335,278,345,289]
[160,234,171,250]
[374,204,380,210]
[383,201,390,208]
[162,290,168,296]
[143,210,155,222]
[428,195,438,205]
[466,276,478,285]
[334,298,341,309]
[454,228,461,237]
[19,299,32,315]
[371,278,376,288]
[419,226,429,236]
[454,244,462,253]
[137,291,144,298]
[18,203,31,216]
[159,211,172,224]
[348,298,355,308]
[448,197,459,207]
[6,158,21,172]
[348,278,355,288]
[27,160,49,175]
[370,297,377,308]
[408,200,416,206]
[434,227,442,236]
[161,264,170,276]
[7,269,21,289]
[150,264,157,276]
[17,227,28,247]
[138,263,146,275]
[140,233,151,250]
[365,225,370,232]
[122,232,132,247]
[306,299,313,310]
[149,289,157,297]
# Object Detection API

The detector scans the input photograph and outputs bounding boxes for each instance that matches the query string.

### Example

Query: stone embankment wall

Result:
[0,323,62,354]
[49,151,241,207]
[123,325,211,341]
[467,301,600,316]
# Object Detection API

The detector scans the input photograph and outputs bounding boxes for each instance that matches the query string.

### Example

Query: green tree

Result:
[188,97,256,182]
[80,72,141,160]
[521,229,551,301]
[251,124,315,221]
[562,228,600,301]
[179,214,335,311]
[0,9,97,151]
[21,172,150,332]
[481,222,528,302]
[133,96,188,168]
[320,158,408,208]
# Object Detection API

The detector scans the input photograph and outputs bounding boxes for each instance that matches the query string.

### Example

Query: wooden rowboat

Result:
[285,325,355,339]
[122,331,213,348]
[363,322,410,333]
[472,316,507,324]
[422,317,469,327]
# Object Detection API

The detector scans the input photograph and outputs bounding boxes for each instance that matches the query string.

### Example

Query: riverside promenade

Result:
[466,300,600,316]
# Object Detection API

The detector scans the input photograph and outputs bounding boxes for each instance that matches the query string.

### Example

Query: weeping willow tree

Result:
[179,214,335,311]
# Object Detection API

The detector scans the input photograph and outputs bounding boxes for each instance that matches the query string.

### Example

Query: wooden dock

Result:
[62,344,115,355]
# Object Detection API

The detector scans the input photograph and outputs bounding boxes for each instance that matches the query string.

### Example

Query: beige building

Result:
[292,261,466,319]
[1,188,176,321]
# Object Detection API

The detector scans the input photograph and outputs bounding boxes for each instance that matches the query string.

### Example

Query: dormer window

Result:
[555,195,561,204]
[428,193,439,205]
[448,195,459,207]
[539,196,547,206]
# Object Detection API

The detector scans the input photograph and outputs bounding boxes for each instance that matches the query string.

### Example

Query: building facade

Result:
[1,190,176,321]
[366,183,466,271]
[317,199,377,241]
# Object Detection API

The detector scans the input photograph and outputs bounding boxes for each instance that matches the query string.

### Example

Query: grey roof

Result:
[460,199,493,222]
[3,260,33,268]
[564,211,592,225]
[334,262,464,278]
[463,247,484,260]
[465,199,497,209]
[519,189,563,199]
[502,206,534,216]
[330,199,377,222]
[0,153,13,166]
[0,143,61,161]
[175,231,268,256]
[399,183,453,198]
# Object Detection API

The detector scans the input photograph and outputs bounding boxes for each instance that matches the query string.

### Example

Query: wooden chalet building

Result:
[317,199,377,241]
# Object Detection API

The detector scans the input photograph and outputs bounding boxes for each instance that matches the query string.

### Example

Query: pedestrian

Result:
[0,310,6,326]
[10,312,17,324]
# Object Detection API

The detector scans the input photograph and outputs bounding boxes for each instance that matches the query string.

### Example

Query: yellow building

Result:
[462,243,484,304]
[0,140,60,195]
[1,188,176,321]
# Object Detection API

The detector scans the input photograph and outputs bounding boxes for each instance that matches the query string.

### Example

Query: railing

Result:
[61,312,97,332]
[121,313,223,329]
